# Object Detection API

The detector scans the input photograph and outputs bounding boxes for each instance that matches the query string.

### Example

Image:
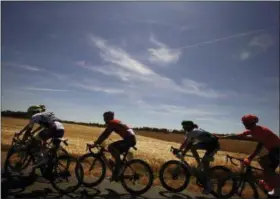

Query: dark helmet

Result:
[181,120,198,128]
[103,111,114,118]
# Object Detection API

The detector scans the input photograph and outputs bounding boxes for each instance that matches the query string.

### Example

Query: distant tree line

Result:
[1,110,252,141]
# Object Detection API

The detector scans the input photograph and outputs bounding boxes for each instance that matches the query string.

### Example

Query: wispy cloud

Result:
[135,100,228,118]
[89,35,154,75]
[85,34,232,99]
[3,62,42,72]
[24,87,68,92]
[175,28,269,51]
[249,33,274,51]
[238,33,275,61]
[148,34,181,65]
[74,83,124,94]
[239,51,251,61]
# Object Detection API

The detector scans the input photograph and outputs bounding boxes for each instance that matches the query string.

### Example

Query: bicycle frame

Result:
[226,155,274,195]
[86,144,131,172]
[170,146,204,175]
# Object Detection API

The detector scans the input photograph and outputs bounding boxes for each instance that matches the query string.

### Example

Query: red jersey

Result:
[240,125,280,151]
[106,119,134,139]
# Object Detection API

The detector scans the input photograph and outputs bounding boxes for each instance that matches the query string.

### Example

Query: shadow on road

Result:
[1,175,203,199]
[159,191,194,199]
[1,174,38,197]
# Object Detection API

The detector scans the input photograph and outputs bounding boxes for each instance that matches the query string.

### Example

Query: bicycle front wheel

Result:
[50,155,83,194]
[4,148,35,177]
[159,160,191,193]
[121,159,154,195]
[78,153,106,187]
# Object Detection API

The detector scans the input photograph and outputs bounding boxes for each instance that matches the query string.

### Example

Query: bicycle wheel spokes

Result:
[121,159,154,195]
[209,166,236,198]
[159,160,190,193]
[236,180,258,199]
[51,155,82,194]
[79,153,106,187]
[5,150,35,176]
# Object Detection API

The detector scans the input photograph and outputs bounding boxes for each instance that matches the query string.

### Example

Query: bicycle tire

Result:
[234,179,259,199]
[4,148,35,177]
[120,159,154,195]
[78,153,106,187]
[50,155,83,194]
[159,160,191,193]
[208,166,237,199]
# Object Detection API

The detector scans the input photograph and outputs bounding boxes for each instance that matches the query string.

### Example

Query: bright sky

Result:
[1,2,279,134]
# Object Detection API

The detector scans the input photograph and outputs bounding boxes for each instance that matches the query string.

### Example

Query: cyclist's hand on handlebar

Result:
[15,132,21,137]
[242,158,251,166]
[172,148,181,155]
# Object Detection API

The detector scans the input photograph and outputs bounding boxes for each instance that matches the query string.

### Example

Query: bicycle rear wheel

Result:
[208,166,237,198]
[121,159,154,195]
[234,180,259,199]
[159,160,191,193]
[50,155,83,194]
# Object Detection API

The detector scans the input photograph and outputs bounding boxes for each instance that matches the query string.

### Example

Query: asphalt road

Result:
[1,174,216,199]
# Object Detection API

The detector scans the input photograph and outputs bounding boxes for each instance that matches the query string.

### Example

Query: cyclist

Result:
[90,111,136,181]
[172,120,220,194]
[219,114,280,196]
[16,105,64,167]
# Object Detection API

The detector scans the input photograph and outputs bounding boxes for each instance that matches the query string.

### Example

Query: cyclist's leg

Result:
[51,129,64,150]
[108,140,124,178]
[259,147,280,190]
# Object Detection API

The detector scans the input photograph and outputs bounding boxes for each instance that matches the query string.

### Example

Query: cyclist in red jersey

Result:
[91,111,136,180]
[219,114,280,195]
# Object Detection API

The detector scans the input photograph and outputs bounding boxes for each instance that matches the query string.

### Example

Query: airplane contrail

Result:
[173,26,276,51]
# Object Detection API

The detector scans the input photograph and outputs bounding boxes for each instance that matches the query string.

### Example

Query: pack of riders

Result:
[17,104,280,196]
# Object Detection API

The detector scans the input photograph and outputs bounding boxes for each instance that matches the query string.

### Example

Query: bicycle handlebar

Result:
[226,155,265,172]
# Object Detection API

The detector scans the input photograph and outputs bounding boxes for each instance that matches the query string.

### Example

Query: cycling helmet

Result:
[181,120,198,128]
[39,105,46,112]
[241,114,259,124]
[27,105,44,115]
[103,111,114,118]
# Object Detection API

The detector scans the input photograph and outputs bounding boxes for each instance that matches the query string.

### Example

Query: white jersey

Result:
[31,112,64,130]
[185,128,215,144]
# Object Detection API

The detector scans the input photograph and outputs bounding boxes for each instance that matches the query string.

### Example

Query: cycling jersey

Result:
[105,119,135,139]
[95,119,135,145]
[30,112,63,130]
[185,128,217,144]
[239,125,280,151]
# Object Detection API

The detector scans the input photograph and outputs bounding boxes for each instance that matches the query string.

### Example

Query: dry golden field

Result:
[1,117,272,195]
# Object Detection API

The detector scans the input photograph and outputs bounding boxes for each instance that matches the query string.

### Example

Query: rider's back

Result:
[107,119,133,139]
[31,111,62,130]
[243,125,280,151]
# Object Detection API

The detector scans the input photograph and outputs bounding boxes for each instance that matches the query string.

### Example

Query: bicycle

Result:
[159,146,236,198]
[4,133,83,194]
[225,154,280,199]
[77,142,154,195]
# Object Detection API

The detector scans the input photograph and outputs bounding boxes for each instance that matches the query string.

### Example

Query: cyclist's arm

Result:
[222,131,250,139]
[95,126,113,145]
[18,121,36,141]
[180,137,193,154]
[31,126,44,135]
[248,143,263,160]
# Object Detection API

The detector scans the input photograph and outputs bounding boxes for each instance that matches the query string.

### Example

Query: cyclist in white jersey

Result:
[16,105,64,167]
[173,120,220,194]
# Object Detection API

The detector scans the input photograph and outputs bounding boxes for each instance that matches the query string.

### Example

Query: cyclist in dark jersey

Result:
[173,120,220,194]
[91,111,136,180]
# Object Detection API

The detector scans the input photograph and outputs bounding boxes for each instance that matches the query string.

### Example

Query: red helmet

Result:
[241,114,259,124]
